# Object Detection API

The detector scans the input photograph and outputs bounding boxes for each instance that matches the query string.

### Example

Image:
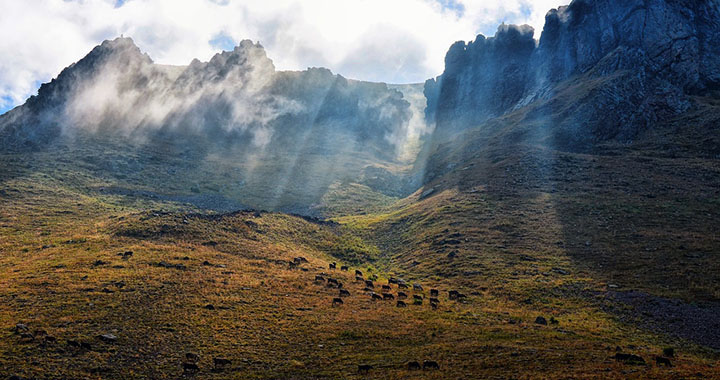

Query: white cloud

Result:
[0,0,568,112]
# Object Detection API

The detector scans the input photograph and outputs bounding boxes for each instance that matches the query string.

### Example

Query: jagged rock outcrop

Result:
[425,0,720,149]
[0,36,412,157]
[425,24,536,135]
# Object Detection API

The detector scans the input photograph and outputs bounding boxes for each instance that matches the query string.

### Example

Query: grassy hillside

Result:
[2,117,720,379]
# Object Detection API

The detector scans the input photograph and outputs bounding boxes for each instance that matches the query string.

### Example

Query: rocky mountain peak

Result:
[425,0,720,149]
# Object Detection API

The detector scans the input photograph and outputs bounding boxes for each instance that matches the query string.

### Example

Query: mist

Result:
[0,36,433,214]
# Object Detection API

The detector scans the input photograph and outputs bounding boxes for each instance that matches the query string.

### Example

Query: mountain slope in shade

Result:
[425,0,720,149]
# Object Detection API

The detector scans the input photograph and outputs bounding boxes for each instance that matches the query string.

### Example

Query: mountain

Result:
[425,0,720,149]
[0,37,424,214]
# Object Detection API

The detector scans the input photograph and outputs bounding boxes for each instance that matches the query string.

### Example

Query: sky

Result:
[0,0,568,114]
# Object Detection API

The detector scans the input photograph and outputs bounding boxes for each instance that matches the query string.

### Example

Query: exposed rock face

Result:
[426,24,536,135]
[425,0,720,149]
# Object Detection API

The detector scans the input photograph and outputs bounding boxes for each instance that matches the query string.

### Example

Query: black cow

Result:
[358,364,373,373]
[355,269,363,276]
[339,289,350,297]
[396,301,407,308]
[213,357,231,369]
[388,277,398,284]
[382,293,395,300]
[315,275,325,282]
[430,289,439,297]
[371,293,383,301]
[329,262,336,270]
[413,298,423,306]
[398,283,409,289]
[183,362,199,372]
[355,276,364,282]
[429,297,439,304]
[340,265,349,271]
[407,361,421,370]
[423,360,440,370]
[655,356,673,367]
[381,285,391,291]
[397,291,408,300]
[413,294,423,301]
[365,280,374,288]
[332,298,344,306]
[449,290,459,300]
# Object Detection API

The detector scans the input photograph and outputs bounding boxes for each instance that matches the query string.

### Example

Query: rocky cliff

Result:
[425,0,720,149]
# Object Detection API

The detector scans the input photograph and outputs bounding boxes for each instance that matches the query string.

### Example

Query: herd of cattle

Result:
[290,256,468,311]
[289,256,465,373]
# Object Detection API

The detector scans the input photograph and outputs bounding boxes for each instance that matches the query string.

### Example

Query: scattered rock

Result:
[97,333,117,343]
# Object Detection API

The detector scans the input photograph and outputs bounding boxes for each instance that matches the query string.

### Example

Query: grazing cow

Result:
[315,275,325,282]
[456,293,467,300]
[382,293,395,300]
[413,284,424,291]
[363,287,373,292]
[430,289,439,297]
[358,364,373,374]
[396,301,407,308]
[388,277,398,284]
[341,265,349,271]
[397,292,408,300]
[339,289,350,297]
[430,302,439,310]
[329,262,336,270]
[295,256,308,263]
[183,362,199,372]
[186,353,199,362]
[407,361,421,370]
[423,360,440,370]
[371,293,383,301]
[398,283,409,289]
[289,261,297,269]
[328,278,338,286]
[381,285,391,291]
[429,297,439,304]
[413,299,423,306]
[655,356,673,367]
[365,280,374,288]
[413,294,423,301]
[449,290,459,300]
[355,270,363,276]
[337,282,344,289]
[332,298,344,306]
[213,358,231,368]
[355,276,364,282]
[369,274,378,281]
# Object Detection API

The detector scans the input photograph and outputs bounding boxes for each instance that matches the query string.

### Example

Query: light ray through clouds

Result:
[0,0,568,114]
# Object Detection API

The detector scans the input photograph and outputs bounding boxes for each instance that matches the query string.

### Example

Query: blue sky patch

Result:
[437,0,465,17]
[210,32,237,51]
